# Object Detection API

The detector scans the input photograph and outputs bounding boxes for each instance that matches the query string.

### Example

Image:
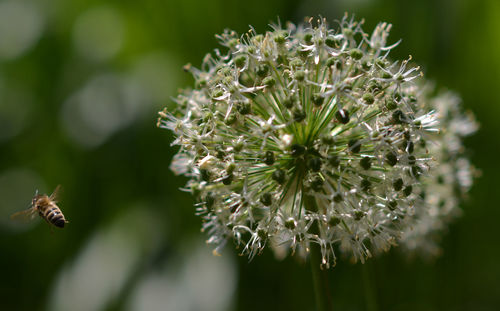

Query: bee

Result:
[11,185,68,228]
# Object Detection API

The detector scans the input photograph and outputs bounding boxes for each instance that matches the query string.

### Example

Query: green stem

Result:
[362,261,378,311]
[304,195,333,311]
[310,244,333,311]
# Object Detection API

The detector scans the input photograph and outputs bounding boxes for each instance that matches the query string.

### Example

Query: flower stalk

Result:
[306,194,333,311]
[362,261,378,311]
[310,243,332,311]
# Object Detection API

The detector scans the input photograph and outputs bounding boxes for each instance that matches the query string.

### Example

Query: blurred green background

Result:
[0,0,498,310]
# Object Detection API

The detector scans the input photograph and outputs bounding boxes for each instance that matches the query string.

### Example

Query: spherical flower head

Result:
[158,15,477,268]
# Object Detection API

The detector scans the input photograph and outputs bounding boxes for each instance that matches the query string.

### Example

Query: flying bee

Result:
[11,185,68,228]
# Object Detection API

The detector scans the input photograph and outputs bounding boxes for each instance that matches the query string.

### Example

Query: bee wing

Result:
[49,185,62,202]
[10,207,38,223]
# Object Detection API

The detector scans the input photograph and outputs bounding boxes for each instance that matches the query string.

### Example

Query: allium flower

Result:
[158,15,476,268]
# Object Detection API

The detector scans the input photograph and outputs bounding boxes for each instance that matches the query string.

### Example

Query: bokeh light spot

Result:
[48,207,161,311]
[72,5,124,62]
[60,73,145,148]
[0,0,44,60]
[127,242,236,311]
[129,51,181,107]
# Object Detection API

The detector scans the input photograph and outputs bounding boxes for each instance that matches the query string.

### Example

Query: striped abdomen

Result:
[36,197,67,228]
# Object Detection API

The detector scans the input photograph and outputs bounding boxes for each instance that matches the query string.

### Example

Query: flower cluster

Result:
[158,15,476,267]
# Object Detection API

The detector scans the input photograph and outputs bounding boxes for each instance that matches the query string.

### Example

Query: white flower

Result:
[158,14,476,267]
